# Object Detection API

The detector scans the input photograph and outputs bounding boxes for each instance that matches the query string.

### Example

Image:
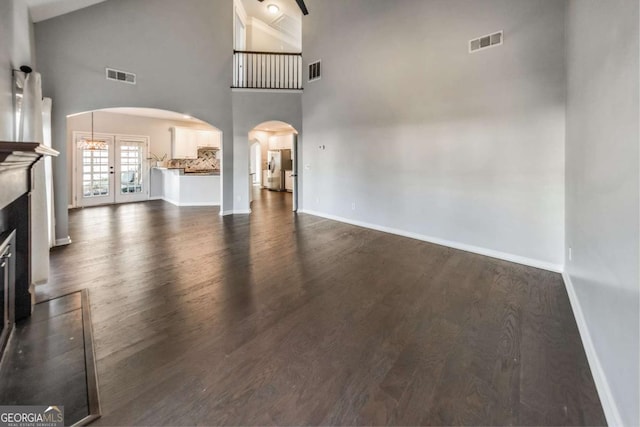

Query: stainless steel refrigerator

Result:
[266,149,292,191]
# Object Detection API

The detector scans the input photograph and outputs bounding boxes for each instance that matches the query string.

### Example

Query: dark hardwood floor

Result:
[36,188,606,426]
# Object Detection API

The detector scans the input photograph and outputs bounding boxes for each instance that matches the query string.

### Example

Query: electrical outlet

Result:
[568,247,572,262]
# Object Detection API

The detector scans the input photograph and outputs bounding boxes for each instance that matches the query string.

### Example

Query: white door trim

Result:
[114,135,150,204]
[73,131,115,208]
[72,131,151,208]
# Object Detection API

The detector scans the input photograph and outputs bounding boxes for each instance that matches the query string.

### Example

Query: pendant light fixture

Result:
[79,112,106,150]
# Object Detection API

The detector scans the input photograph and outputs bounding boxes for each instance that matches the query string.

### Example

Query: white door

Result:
[75,132,149,207]
[76,133,115,207]
[115,136,149,204]
[252,142,262,185]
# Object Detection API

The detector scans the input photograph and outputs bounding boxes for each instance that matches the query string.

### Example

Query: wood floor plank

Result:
[30,188,606,426]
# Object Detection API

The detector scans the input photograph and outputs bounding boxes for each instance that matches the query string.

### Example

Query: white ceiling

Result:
[25,0,107,22]
[240,0,301,24]
[240,0,302,42]
[70,107,212,126]
[71,110,293,132]
[96,112,294,133]
[253,120,298,133]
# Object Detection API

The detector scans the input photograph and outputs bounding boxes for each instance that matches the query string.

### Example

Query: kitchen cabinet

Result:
[268,134,294,150]
[172,127,197,159]
[285,170,294,192]
[159,169,220,206]
[172,127,220,159]
[196,130,217,149]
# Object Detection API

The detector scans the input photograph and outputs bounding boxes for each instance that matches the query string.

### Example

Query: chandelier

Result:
[79,112,106,150]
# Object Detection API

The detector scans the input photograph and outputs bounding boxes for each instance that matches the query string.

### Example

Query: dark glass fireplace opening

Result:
[0,230,16,360]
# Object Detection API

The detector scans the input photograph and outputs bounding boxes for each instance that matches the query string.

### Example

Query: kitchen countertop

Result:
[154,167,220,176]
[183,171,220,176]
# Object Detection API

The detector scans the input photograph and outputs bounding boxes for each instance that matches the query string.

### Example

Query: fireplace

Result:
[0,141,58,360]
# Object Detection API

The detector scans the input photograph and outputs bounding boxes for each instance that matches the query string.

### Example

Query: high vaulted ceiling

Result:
[25,0,107,22]
[27,0,307,24]
[240,0,302,24]
[240,0,302,44]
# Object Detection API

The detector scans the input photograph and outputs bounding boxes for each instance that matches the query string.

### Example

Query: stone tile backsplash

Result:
[168,149,220,171]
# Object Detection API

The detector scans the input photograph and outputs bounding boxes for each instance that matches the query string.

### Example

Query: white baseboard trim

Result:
[177,202,220,207]
[219,209,251,215]
[161,197,220,207]
[562,272,622,427]
[299,209,563,273]
[54,236,72,246]
[161,198,180,206]
[148,196,163,201]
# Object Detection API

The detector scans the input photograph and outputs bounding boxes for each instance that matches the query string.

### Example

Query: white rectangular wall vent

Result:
[309,60,321,82]
[106,68,136,85]
[469,31,503,53]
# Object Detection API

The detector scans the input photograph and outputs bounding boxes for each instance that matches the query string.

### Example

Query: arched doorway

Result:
[248,120,299,212]
[67,107,224,211]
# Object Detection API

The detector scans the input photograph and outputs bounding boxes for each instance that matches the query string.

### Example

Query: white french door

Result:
[75,133,115,207]
[115,136,149,204]
[74,132,149,207]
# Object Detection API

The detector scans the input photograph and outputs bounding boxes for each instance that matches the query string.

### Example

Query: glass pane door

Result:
[115,136,148,204]
[76,133,115,207]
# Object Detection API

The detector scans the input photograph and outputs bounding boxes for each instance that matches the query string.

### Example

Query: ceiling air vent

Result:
[309,60,321,82]
[106,67,136,85]
[469,31,503,53]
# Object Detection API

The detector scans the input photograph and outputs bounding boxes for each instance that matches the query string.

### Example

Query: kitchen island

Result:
[155,168,220,207]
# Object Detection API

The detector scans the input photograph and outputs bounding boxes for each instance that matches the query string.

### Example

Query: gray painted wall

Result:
[34,0,234,240]
[0,0,35,141]
[21,1,640,421]
[565,1,639,425]
[232,91,302,213]
[0,0,16,141]
[301,0,566,269]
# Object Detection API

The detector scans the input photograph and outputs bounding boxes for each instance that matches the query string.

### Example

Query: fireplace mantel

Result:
[0,142,59,210]
[0,142,59,165]
[0,141,58,322]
